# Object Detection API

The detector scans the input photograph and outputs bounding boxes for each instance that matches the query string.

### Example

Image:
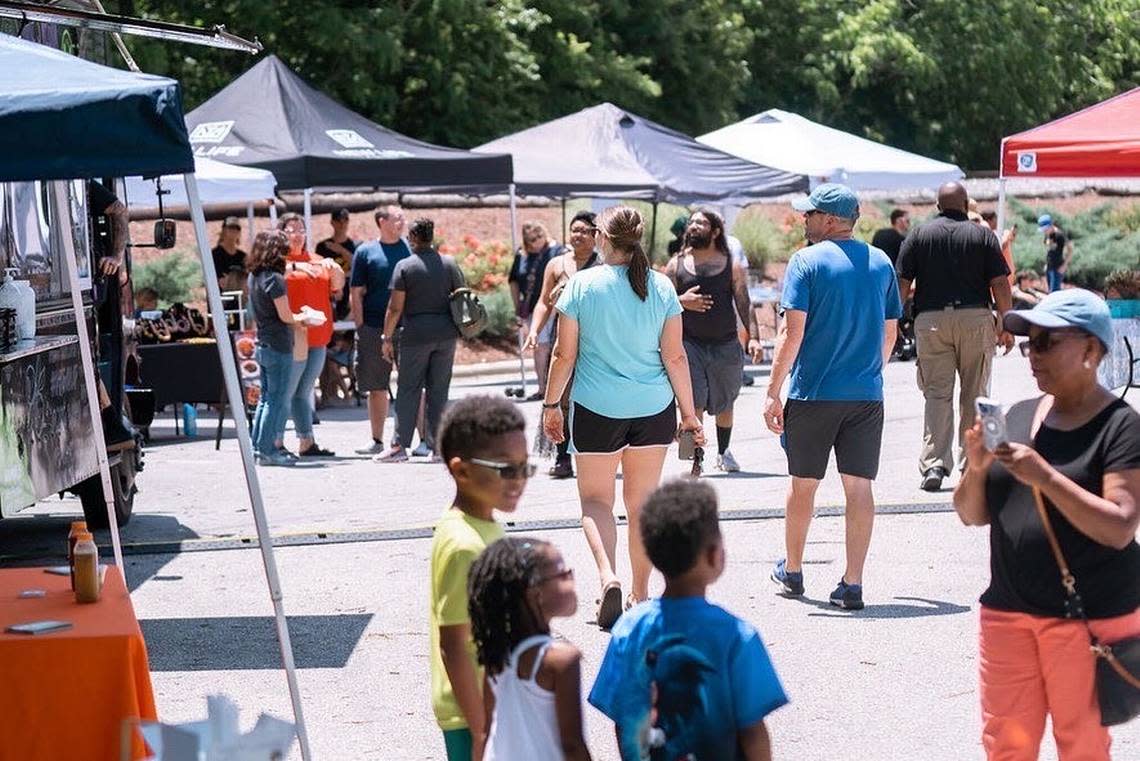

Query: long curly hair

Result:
[246,230,289,274]
[467,536,550,676]
[598,205,650,301]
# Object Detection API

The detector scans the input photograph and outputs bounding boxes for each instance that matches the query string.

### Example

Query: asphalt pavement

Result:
[3,351,1138,760]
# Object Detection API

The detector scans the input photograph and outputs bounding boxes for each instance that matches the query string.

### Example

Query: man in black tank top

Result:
[665,210,762,476]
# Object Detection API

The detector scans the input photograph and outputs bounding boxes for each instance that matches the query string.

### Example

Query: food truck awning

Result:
[0,33,193,182]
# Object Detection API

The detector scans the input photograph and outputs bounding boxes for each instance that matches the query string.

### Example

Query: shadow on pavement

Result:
[796,595,971,620]
[141,613,373,670]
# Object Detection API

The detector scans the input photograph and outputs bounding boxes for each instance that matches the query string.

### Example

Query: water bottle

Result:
[182,403,198,436]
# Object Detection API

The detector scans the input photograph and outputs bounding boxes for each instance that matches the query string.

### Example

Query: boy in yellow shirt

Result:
[430,396,534,760]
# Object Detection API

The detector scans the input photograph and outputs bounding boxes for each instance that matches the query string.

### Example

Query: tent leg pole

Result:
[246,201,255,249]
[184,174,312,761]
[561,198,567,243]
[52,181,123,571]
[303,188,313,252]
[269,201,279,226]
[508,184,518,255]
[650,202,659,261]
[996,178,1008,241]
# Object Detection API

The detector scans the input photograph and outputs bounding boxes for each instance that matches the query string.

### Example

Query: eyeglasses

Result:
[1018,329,1088,357]
[804,210,825,218]
[569,226,597,235]
[466,457,537,480]
[536,567,574,584]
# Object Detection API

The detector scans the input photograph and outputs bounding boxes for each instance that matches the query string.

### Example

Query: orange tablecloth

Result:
[0,566,156,761]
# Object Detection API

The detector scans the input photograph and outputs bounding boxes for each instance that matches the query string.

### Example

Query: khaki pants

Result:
[914,307,995,473]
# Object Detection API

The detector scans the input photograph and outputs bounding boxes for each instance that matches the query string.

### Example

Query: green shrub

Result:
[132,250,203,306]
[1007,199,1140,291]
[478,285,517,339]
[730,209,804,267]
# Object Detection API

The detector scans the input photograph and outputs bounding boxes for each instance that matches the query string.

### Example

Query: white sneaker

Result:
[716,450,741,472]
[354,440,387,455]
[372,446,409,463]
[412,441,433,458]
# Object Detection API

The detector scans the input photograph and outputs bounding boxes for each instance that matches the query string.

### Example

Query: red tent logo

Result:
[1017,152,1037,173]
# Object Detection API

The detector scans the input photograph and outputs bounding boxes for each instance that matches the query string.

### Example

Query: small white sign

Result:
[189,120,235,144]
[1017,151,1038,173]
[326,129,374,149]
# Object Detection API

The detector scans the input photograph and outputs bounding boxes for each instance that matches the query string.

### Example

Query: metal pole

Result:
[996,138,1009,237]
[269,201,278,226]
[508,183,518,255]
[246,201,255,248]
[52,181,124,571]
[303,188,313,252]
[560,198,567,244]
[183,174,312,761]
[649,201,659,260]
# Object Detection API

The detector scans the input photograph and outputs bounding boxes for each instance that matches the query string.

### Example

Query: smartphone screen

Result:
[975,397,1008,451]
[6,620,72,635]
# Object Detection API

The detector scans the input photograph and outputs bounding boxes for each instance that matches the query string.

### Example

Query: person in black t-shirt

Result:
[1037,214,1073,293]
[211,216,248,293]
[870,208,909,267]
[953,288,1140,759]
[897,183,1014,491]
[315,208,357,321]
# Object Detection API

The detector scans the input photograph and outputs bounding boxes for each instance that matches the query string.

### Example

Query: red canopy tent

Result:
[996,86,1140,234]
[1000,86,1140,178]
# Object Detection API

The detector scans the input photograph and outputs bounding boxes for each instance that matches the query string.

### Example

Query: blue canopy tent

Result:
[0,33,310,758]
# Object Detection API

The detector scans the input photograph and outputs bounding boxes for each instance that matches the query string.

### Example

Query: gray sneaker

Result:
[411,441,433,458]
[716,450,741,472]
[258,451,295,467]
[354,440,387,455]
[373,446,409,463]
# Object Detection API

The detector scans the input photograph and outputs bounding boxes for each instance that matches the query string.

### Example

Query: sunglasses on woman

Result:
[1018,329,1088,357]
[466,457,537,480]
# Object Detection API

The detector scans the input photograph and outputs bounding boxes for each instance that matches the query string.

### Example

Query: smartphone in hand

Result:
[677,429,696,460]
[975,397,1009,451]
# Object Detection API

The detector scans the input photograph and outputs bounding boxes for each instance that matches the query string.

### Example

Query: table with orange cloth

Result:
[0,566,156,761]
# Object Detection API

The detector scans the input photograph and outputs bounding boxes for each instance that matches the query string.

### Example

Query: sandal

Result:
[625,593,642,612]
[596,580,623,631]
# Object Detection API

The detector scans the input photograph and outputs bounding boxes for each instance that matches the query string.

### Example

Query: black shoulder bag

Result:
[1029,397,1140,726]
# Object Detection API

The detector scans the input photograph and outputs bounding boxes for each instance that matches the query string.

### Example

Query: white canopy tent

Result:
[125,156,277,246]
[699,109,964,191]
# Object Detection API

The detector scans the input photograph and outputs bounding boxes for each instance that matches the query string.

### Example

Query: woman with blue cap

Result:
[953,288,1140,759]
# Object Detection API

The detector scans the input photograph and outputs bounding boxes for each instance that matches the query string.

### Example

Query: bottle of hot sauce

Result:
[68,520,88,590]
[73,532,101,604]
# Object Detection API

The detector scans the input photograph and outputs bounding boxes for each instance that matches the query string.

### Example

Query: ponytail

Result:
[628,243,649,301]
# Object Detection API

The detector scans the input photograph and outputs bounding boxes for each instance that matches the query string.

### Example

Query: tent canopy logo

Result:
[189,120,235,144]
[1017,152,1038,173]
[326,129,374,149]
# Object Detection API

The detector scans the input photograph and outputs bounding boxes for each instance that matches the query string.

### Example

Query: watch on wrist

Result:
[542,401,561,410]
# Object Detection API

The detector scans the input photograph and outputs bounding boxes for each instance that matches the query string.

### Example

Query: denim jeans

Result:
[282,345,327,440]
[251,345,298,455]
[1046,268,1063,292]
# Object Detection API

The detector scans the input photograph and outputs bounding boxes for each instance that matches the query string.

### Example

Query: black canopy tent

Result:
[473,102,808,203]
[184,55,515,248]
[0,34,310,757]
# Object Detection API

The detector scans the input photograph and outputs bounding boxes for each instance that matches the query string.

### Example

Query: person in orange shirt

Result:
[278,213,345,457]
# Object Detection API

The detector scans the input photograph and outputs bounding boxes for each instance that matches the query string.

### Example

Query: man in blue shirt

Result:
[350,205,412,454]
[764,183,902,611]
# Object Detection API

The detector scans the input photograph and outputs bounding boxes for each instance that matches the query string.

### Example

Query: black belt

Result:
[921,302,989,314]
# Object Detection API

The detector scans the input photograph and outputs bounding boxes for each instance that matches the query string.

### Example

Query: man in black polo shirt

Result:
[871,208,909,267]
[897,183,1014,492]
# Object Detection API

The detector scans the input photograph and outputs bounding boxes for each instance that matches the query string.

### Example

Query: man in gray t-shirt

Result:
[376,218,462,462]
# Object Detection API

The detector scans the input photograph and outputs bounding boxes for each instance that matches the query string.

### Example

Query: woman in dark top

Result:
[953,289,1140,760]
[247,231,305,467]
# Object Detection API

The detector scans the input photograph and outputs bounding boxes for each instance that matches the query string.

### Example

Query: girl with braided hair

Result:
[468,537,590,760]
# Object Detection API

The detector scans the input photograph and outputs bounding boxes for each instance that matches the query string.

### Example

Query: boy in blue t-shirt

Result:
[589,480,788,761]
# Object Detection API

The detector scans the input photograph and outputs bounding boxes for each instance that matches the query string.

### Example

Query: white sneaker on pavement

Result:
[373,446,409,463]
[354,440,387,455]
[412,442,433,458]
[716,450,741,472]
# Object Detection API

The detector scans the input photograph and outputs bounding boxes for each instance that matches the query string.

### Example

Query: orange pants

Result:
[979,605,1140,761]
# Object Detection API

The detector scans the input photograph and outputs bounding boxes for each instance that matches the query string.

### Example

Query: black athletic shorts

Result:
[781,400,884,480]
[569,400,677,454]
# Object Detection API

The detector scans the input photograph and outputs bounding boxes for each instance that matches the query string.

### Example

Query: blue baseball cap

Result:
[1037,213,1053,231]
[1003,288,1115,349]
[792,183,860,220]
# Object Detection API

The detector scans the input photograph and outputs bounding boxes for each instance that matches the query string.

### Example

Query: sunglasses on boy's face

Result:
[466,457,537,480]
[1018,329,1087,357]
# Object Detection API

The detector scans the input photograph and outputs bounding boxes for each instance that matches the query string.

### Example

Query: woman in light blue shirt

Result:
[542,205,704,630]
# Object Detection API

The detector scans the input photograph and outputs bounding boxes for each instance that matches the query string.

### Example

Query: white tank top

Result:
[484,634,562,760]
